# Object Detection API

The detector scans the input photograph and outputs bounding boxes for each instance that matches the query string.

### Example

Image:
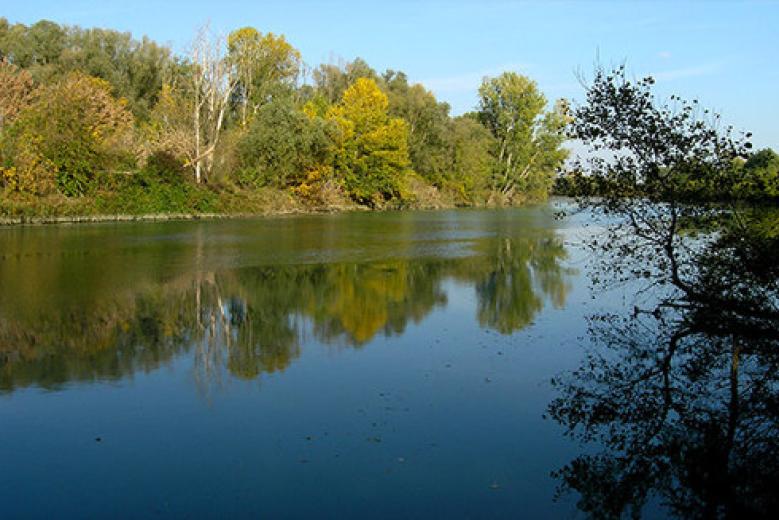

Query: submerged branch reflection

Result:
[548,211,779,518]
[548,310,779,518]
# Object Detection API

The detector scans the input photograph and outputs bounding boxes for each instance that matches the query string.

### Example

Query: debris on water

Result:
[397,457,405,463]
[489,481,501,490]
[367,436,382,443]
[484,377,492,383]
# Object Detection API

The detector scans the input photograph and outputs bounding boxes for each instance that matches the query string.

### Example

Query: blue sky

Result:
[4,0,778,148]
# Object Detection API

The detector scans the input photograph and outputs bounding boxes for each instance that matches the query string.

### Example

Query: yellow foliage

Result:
[292,165,344,206]
[324,78,413,204]
[327,78,389,134]
[1,72,134,195]
[141,82,194,166]
[302,101,318,119]
[1,134,57,194]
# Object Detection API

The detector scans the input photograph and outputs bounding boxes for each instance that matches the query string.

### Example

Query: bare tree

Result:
[189,24,235,183]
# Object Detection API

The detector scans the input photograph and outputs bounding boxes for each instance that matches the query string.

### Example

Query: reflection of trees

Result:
[310,261,448,345]
[548,213,779,518]
[549,312,779,518]
[0,229,573,392]
[0,290,191,392]
[471,235,572,333]
[552,67,779,518]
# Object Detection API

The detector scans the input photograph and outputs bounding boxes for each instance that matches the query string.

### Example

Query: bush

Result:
[236,100,339,189]
[2,72,135,196]
[141,151,187,185]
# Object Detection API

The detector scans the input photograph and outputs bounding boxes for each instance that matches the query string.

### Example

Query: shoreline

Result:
[0,197,564,227]
[0,206,371,227]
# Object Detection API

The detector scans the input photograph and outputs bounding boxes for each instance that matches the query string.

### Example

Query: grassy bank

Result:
[0,185,348,225]
[0,179,515,225]
[0,178,553,226]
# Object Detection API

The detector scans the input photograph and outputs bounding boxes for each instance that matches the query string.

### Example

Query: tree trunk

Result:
[194,79,202,184]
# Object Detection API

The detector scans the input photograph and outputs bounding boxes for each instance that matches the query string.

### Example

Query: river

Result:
[0,203,654,517]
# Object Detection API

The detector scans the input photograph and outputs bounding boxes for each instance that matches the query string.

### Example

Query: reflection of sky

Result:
[0,210,595,517]
[0,276,589,515]
[0,208,579,390]
[4,1,778,148]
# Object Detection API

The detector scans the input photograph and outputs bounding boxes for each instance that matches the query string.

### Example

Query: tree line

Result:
[0,19,570,215]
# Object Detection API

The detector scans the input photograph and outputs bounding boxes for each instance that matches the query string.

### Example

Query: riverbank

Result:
[0,209,351,226]
[0,195,368,226]
[0,186,490,226]
[0,181,553,226]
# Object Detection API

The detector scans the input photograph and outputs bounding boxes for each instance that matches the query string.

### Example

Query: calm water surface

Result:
[1,204,615,518]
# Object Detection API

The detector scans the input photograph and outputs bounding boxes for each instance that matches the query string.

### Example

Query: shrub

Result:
[2,72,134,196]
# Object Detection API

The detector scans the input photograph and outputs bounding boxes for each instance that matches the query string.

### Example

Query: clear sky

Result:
[3,0,778,148]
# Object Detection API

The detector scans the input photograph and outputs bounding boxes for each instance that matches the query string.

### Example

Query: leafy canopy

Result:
[327,78,412,206]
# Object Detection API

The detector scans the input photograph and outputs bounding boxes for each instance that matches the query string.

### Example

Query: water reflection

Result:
[548,312,779,518]
[548,210,779,518]
[0,222,574,393]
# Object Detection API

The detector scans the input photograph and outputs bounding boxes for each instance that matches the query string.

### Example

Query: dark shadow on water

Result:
[547,209,779,518]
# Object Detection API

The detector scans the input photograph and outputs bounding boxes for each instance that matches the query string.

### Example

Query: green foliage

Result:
[1,17,635,215]
[328,78,412,206]
[227,27,302,126]
[567,66,761,204]
[2,72,134,196]
[0,18,173,120]
[139,151,187,185]
[445,115,496,202]
[478,73,569,200]
[93,171,218,214]
[553,170,600,197]
[383,70,452,186]
[312,58,378,104]
[733,148,779,200]
[0,19,66,75]
[236,100,339,189]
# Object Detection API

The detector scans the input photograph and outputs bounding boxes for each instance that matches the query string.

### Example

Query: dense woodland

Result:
[0,19,570,217]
